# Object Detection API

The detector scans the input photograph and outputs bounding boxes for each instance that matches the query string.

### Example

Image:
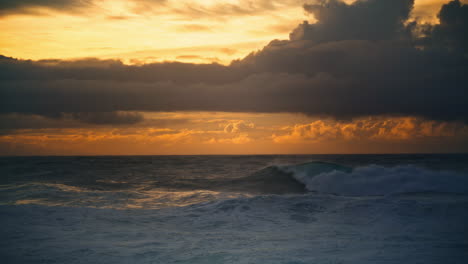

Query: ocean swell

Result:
[283,162,468,196]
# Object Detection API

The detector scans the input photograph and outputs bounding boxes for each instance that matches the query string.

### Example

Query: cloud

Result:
[0,0,305,20]
[2,114,466,156]
[0,127,197,155]
[0,112,193,133]
[0,56,235,83]
[0,0,467,122]
[0,112,144,135]
[63,111,144,125]
[153,0,305,19]
[176,24,212,32]
[0,0,93,16]
[296,0,414,42]
[223,120,255,133]
[272,117,468,143]
[217,133,252,144]
[416,0,468,52]
[0,114,83,134]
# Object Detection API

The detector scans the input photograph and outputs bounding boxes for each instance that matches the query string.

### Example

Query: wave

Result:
[280,162,468,196]
[149,161,468,196]
[221,161,349,194]
[223,166,307,194]
[2,161,467,210]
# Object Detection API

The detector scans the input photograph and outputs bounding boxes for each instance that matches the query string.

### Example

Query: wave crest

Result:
[284,163,468,196]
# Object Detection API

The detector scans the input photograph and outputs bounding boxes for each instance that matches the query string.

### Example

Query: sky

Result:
[0,0,467,155]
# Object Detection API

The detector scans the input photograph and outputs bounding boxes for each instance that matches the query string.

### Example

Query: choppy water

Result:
[1,154,468,263]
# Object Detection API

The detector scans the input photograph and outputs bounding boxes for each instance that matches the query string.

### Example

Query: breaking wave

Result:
[2,161,468,210]
[279,162,468,196]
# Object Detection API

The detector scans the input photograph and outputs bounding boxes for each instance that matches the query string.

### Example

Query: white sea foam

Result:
[2,156,468,263]
[288,164,468,196]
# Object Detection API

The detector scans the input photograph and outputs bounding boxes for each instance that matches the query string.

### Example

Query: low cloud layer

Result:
[1,0,467,124]
[2,115,467,155]
[273,117,468,143]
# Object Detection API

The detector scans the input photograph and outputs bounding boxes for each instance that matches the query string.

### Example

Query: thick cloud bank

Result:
[295,0,413,42]
[1,0,467,122]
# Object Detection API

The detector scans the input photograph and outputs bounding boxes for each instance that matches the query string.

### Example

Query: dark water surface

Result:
[1,154,468,263]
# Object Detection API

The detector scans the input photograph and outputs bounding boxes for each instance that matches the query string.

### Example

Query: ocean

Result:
[1,154,468,263]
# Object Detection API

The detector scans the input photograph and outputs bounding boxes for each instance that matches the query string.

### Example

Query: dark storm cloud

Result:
[416,0,468,52]
[0,56,241,84]
[1,0,467,126]
[0,112,190,133]
[295,0,414,42]
[0,114,82,132]
[0,112,143,130]
[0,0,93,16]
[64,112,144,125]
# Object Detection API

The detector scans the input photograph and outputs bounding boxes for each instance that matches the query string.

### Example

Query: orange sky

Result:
[1,0,467,155]
[1,112,467,155]
[0,0,464,64]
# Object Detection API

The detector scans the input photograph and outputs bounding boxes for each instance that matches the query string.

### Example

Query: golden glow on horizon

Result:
[1,112,467,155]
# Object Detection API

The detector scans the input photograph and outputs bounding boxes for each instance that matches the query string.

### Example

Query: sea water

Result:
[1,154,468,263]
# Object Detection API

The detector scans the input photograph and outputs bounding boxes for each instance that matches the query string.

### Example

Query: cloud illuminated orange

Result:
[1,0,468,155]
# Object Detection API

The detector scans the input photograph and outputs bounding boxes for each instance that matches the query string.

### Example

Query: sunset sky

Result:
[1,0,467,155]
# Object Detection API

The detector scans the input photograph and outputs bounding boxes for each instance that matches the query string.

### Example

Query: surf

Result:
[226,161,468,196]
